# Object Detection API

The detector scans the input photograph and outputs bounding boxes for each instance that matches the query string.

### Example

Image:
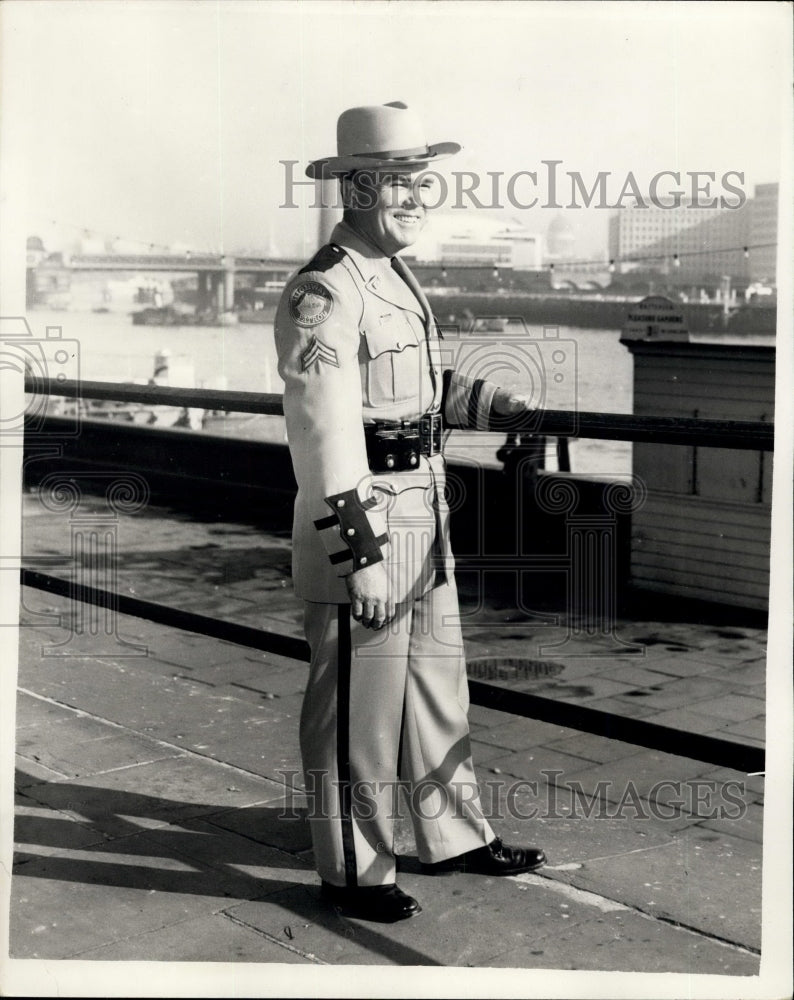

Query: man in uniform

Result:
[274,102,546,923]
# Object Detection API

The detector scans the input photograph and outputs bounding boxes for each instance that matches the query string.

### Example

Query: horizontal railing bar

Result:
[26,377,284,415]
[25,377,774,450]
[20,568,764,772]
[503,409,774,450]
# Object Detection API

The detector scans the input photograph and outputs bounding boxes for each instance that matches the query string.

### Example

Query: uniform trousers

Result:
[300,578,495,888]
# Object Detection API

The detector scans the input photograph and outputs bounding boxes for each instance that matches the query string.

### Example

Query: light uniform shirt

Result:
[274,220,495,604]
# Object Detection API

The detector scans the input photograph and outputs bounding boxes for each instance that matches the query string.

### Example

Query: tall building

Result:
[608,183,778,286]
[748,183,778,283]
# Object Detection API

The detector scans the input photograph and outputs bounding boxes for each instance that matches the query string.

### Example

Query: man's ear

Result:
[340,174,356,210]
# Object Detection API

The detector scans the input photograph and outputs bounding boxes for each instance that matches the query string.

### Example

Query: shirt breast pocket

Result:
[362,314,423,407]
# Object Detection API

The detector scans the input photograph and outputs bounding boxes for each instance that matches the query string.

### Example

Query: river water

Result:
[30,309,633,477]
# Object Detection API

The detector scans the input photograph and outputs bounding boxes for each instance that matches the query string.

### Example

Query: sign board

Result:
[621,295,689,342]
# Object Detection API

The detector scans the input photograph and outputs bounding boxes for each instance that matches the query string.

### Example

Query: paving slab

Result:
[204,797,314,855]
[9,829,301,960]
[584,695,659,718]
[227,884,448,967]
[14,691,80,731]
[709,714,768,743]
[470,718,583,753]
[701,766,765,800]
[544,827,763,950]
[628,651,735,678]
[218,665,310,699]
[17,629,138,668]
[644,707,745,734]
[69,911,311,963]
[132,632,248,670]
[482,878,759,973]
[698,801,765,844]
[169,650,307,691]
[617,675,729,711]
[20,652,298,770]
[14,755,70,787]
[709,661,768,687]
[524,675,641,703]
[597,663,682,688]
[477,746,602,783]
[541,730,649,764]
[469,740,517,769]
[15,692,182,779]
[694,692,767,722]
[160,693,304,780]
[19,755,288,839]
[13,791,110,859]
[139,816,314,884]
[560,748,723,807]
[457,774,698,862]
[468,711,575,743]
[701,722,766,746]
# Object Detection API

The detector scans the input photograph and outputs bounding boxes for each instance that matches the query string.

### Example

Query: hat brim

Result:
[305,142,461,179]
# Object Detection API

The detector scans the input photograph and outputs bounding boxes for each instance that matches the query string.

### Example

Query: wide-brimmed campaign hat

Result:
[305,101,461,179]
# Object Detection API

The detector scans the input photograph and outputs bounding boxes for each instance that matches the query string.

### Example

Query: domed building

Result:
[26,235,47,268]
[545,213,577,261]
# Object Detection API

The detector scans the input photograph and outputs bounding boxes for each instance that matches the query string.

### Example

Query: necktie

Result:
[391,255,443,411]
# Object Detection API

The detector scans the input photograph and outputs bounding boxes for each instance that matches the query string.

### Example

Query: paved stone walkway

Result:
[8,486,770,973]
[20,487,767,747]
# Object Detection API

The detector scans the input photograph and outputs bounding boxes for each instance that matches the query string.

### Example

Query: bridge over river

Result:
[70,253,300,313]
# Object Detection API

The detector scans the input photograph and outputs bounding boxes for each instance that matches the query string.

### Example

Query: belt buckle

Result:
[419,412,442,456]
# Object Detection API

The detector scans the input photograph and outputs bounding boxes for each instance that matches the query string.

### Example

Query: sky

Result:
[3,0,789,260]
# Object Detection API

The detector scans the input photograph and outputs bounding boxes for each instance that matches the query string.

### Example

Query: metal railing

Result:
[25,377,775,450]
[20,375,771,772]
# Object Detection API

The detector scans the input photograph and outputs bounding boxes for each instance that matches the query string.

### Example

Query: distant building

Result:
[545,213,576,261]
[748,182,778,283]
[408,213,543,270]
[608,183,778,287]
[26,235,47,269]
[27,248,71,309]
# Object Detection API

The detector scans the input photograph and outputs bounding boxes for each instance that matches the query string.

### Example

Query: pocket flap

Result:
[363,315,420,359]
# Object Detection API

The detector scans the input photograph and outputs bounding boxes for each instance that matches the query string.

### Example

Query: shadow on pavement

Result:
[13,768,442,966]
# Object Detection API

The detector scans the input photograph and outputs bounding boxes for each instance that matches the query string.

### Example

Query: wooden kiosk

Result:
[621,297,775,611]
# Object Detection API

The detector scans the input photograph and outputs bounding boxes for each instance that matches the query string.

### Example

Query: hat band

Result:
[351,144,431,161]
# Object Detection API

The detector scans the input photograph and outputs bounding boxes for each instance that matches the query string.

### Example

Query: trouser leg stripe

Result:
[337,604,357,887]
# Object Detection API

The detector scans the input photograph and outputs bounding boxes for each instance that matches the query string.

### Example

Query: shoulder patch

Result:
[289,280,334,328]
[298,243,345,276]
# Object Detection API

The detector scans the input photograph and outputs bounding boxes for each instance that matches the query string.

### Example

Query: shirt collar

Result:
[330,220,424,317]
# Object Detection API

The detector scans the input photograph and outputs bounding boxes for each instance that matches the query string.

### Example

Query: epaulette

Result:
[298,243,347,275]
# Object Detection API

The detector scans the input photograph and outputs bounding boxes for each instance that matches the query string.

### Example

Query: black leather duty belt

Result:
[364,414,443,472]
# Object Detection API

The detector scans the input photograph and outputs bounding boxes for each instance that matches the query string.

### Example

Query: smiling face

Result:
[344,170,438,256]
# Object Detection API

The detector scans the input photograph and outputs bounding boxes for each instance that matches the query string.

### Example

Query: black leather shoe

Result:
[320,881,421,922]
[420,837,546,876]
